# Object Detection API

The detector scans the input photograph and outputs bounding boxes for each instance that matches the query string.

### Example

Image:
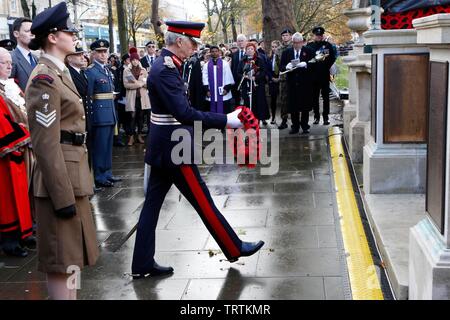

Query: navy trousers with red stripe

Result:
[132,164,242,274]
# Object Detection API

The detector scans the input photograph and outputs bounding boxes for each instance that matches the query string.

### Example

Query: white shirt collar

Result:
[41,53,66,72]
[17,44,31,61]
[95,60,105,68]
[70,65,81,73]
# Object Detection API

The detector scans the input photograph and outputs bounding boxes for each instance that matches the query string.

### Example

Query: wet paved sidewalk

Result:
[0,115,349,300]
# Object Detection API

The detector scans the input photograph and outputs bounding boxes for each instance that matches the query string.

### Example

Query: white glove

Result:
[226,109,244,128]
[299,62,307,68]
[286,63,293,70]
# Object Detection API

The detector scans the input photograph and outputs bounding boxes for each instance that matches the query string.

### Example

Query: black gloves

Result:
[55,204,76,219]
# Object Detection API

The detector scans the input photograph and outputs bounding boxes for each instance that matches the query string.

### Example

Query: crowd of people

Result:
[0,1,338,300]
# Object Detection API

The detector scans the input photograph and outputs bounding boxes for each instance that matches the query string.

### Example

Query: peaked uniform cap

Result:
[31,2,79,36]
[90,39,110,51]
[166,21,205,45]
[0,39,16,51]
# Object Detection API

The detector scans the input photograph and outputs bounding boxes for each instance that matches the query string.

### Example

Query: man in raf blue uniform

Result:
[85,39,122,187]
[131,21,265,278]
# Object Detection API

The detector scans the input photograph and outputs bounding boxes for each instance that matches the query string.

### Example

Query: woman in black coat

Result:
[237,43,270,124]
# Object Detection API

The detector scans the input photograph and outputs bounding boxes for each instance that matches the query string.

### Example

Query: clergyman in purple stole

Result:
[208,58,224,114]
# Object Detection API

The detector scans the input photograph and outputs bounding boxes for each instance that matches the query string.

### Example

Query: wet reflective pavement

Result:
[0,115,349,300]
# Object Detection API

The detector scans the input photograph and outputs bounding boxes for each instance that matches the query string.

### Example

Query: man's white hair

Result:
[236,34,247,41]
[0,47,9,56]
[165,31,189,46]
[292,32,304,42]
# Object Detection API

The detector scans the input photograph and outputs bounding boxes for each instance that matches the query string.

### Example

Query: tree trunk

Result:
[107,0,115,52]
[116,0,128,55]
[262,0,297,53]
[132,31,137,48]
[222,26,228,43]
[151,0,165,48]
[20,0,30,18]
[31,1,37,18]
[230,13,237,42]
[206,0,213,33]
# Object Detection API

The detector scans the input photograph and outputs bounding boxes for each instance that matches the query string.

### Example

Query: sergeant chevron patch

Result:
[36,110,56,128]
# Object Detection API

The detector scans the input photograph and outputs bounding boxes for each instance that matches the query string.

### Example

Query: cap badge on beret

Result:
[100,41,104,47]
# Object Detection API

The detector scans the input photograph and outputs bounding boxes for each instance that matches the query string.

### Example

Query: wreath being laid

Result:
[227,106,260,168]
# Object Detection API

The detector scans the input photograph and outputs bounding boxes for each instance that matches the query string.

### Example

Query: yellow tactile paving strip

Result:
[328,127,384,300]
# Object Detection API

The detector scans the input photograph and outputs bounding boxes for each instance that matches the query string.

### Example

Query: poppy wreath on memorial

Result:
[227,106,260,168]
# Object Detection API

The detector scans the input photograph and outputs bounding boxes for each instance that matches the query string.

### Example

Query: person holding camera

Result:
[237,43,270,125]
[202,45,235,114]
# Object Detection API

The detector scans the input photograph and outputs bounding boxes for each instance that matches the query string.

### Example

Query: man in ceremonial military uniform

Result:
[66,41,88,115]
[278,28,293,130]
[65,40,99,179]
[307,26,336,126]
[85,39,121,188]
[131,21,264,279]
[140,40,157,72]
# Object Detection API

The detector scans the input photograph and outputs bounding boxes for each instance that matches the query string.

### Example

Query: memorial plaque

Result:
[384,53,429,143]
[426,61,448,234]
[371,54,377,141]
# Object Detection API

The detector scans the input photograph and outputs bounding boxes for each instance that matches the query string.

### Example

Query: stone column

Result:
[348,55,371,163]
[343,7,372,142]
[409,14,450,300]
[362,29,429,194]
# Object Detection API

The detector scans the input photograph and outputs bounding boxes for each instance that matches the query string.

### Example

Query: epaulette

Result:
[29,64,55,84]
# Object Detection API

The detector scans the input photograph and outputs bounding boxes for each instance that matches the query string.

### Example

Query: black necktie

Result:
[80,69,87,81]
[295,51,299,60]
[150,56,154,65]
[240,50,243,60]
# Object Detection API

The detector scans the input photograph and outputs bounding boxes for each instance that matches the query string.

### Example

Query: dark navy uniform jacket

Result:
[85,61,117,126]
[306,41,336,83]
[145,48,227,167]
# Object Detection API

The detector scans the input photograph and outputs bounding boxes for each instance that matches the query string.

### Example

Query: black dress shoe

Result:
[2,245,28,257]
[95,180,114,188]
[240,240,264,257]
[278,122,288,130]
[301,129,310,134]
[313,119,320,125]
[132,262,174,279]
[270,119,276,124]
[289,128,299,134]
[323,120,330,125]
[262,121,268,126]
[20,236,37,250]
[107,176,122,183]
